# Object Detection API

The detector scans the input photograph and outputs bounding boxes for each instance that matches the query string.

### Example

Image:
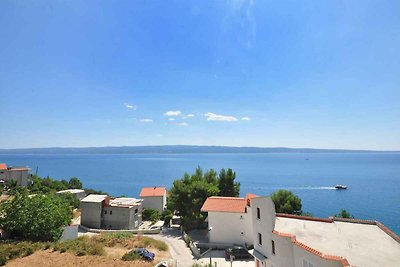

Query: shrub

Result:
[121,250,141,261]
[142,209,160,222]
[334,209,354,219]
[76,250,86,256]
[0,241,44,266]
[137,236,168,251]
[54,237,105,256]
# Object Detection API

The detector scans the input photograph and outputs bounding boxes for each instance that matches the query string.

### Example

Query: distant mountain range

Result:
[0,145,398,154]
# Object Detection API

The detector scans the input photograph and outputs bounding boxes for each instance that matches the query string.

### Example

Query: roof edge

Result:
[276,213,333,223]
[277,213,400,244]
[273,230,350,267]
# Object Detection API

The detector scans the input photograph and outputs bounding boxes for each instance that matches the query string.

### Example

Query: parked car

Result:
[225,246,252,260]
[135,248,155,261]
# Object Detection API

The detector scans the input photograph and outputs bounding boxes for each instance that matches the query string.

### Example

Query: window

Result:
[104,210,107,214]
[258,233,262,245]
[135,209,138,214]
[110,210,113,215]
[271,240,275,255]
[257,208,260,219]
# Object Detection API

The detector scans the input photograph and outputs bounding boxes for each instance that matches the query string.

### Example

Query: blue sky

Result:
[0,0,399,150]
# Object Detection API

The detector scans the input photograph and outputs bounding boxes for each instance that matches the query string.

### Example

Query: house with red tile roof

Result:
[139,186,167,213]
[251,196,400,267]
[0,163,31,186]
[201,193,258,246]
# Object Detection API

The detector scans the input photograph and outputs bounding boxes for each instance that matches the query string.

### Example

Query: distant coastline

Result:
[0,145,399,154]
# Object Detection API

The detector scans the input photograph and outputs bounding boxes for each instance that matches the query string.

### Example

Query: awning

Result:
[249,249,267,261]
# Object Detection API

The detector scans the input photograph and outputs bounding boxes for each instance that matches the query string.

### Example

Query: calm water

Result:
[1,153,399,234]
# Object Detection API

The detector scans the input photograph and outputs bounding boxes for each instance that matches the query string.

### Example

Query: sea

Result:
[0,152,399,235]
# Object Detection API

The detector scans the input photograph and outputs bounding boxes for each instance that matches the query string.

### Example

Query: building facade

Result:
[0,163,31,187]
[81,194,143,230]
[201,194,258,246]
[139,186,167,213]
[251,197,400,267]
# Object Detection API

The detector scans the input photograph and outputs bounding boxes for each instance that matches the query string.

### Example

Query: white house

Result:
[201,193,258,246]
[251,196,400,267]
[139,186,167,213]
[0,163,31,187]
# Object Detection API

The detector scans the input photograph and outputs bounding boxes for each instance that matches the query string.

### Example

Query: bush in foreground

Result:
[0,241,47,266]
[0,193,72,241]
[121,250,141,261]
[53,236,105,256]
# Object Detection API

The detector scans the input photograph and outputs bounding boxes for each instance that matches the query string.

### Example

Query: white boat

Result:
[335,185,347,190]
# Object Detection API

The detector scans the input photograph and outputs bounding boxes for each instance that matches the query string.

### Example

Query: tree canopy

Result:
[168,166,241,228]
[0,192,73,241]
[68,177,83,189]
[334,209,354,219]
[218,168,240,197]
[270,190,302,215]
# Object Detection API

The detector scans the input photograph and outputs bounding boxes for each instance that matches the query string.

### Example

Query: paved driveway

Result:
[196,250,254,267]
[150,228,195,267]
[150,228,255,267]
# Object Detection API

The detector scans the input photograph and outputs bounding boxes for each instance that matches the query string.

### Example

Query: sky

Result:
[0,0,399,150]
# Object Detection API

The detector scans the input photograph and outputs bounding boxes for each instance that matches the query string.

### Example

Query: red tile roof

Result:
[0,163,7,170]
[201,196,247,213]
[139,187,166,197]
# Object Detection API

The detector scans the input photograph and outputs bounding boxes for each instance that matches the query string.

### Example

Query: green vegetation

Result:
[0,232,168,265]
[168,167,220,228]
[68,177,82,189]
[27,175,108,196]
[218,168,240,197]
[53,236,105,256]
[334,209,354,219]
[168,167,241,228]
[83,188,109,195]
[0,192,72,241]
[271,190,302,215]
[161,209,173,226]
[121,250,141,261]
[56,192,81,209]
[0,241,50,266]
[142,209,160,223]
[94,233,168,251]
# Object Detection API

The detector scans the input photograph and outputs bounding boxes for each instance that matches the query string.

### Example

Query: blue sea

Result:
[1,153,399,234]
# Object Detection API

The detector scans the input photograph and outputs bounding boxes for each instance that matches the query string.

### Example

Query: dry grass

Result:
[5,250,154,267]
[94,233,169,251]
[3,233,170,266]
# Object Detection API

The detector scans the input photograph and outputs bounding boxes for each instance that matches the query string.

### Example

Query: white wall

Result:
[293,245,343,267]
[251,197,344,267]
[251,197,276,267]
[142,195,165,213]
[208,211,253,246]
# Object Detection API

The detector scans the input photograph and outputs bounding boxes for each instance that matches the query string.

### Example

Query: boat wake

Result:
[281,186,337,190]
